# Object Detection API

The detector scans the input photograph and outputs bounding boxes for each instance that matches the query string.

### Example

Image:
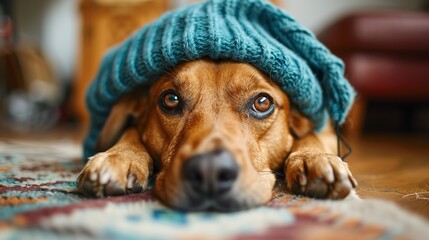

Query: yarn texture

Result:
[84,0,355,159]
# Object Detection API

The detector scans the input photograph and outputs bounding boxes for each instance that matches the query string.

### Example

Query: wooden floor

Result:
[1,127,429,219]
[347,134,429,219]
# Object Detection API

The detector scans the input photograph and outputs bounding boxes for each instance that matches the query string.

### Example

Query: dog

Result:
[78,60,357,211]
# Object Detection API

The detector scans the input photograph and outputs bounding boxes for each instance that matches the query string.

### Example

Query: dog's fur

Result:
[78,60,357,211]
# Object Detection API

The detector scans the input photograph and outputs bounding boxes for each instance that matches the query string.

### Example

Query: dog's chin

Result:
[169,184,273,212]
[155,171,276,212]
[171,193,263,212]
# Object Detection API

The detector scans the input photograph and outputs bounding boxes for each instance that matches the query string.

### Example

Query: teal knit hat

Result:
[84,0,355,159]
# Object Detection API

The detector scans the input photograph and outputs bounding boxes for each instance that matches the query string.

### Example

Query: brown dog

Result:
[78,60,357,211]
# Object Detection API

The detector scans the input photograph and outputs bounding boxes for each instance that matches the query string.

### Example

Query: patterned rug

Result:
[1,138,428,240]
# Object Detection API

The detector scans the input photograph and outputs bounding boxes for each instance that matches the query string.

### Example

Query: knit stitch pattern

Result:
[84,0,355,159]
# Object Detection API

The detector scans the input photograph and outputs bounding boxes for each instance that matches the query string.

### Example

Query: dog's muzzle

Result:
[181,149,240,211]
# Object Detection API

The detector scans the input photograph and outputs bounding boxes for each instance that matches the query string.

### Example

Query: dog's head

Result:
[97,60,312,211]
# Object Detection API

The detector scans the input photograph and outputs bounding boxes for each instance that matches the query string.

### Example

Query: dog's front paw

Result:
[77,151,151,197]
[285,152,357,199]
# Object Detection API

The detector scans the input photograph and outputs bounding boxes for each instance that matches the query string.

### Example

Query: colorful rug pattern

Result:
[1,139,428,239]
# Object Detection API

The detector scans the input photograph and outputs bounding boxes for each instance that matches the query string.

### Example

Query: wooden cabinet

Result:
[72,0,169,123]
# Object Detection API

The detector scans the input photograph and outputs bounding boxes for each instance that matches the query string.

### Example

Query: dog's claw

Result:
[349,175,358,188]
[127,173,136,189]
[90,171,98,182]
[99,170,110,184]
[323,163,335,184]
[125,173,144,194]
[330,178,352,199]
[298,172,307,186]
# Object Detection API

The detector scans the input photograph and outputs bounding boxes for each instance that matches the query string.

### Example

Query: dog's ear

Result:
[288,109,314,139]
[96,89,148,152]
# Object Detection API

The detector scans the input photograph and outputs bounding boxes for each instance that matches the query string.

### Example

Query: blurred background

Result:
[2,0,428,218]
[0,0,428,139]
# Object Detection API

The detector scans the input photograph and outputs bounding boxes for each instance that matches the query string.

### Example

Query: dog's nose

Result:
[182,150,239,197]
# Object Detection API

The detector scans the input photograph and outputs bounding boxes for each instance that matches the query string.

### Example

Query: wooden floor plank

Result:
[348,134,429,218]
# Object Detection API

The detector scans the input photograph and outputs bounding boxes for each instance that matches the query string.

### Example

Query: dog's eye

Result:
[248,93,275,119]
[164,93,179,108]
[159,90,182,114]
[253,95,271,112]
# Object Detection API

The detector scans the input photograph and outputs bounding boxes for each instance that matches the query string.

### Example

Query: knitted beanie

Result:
[83,0,355,159]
